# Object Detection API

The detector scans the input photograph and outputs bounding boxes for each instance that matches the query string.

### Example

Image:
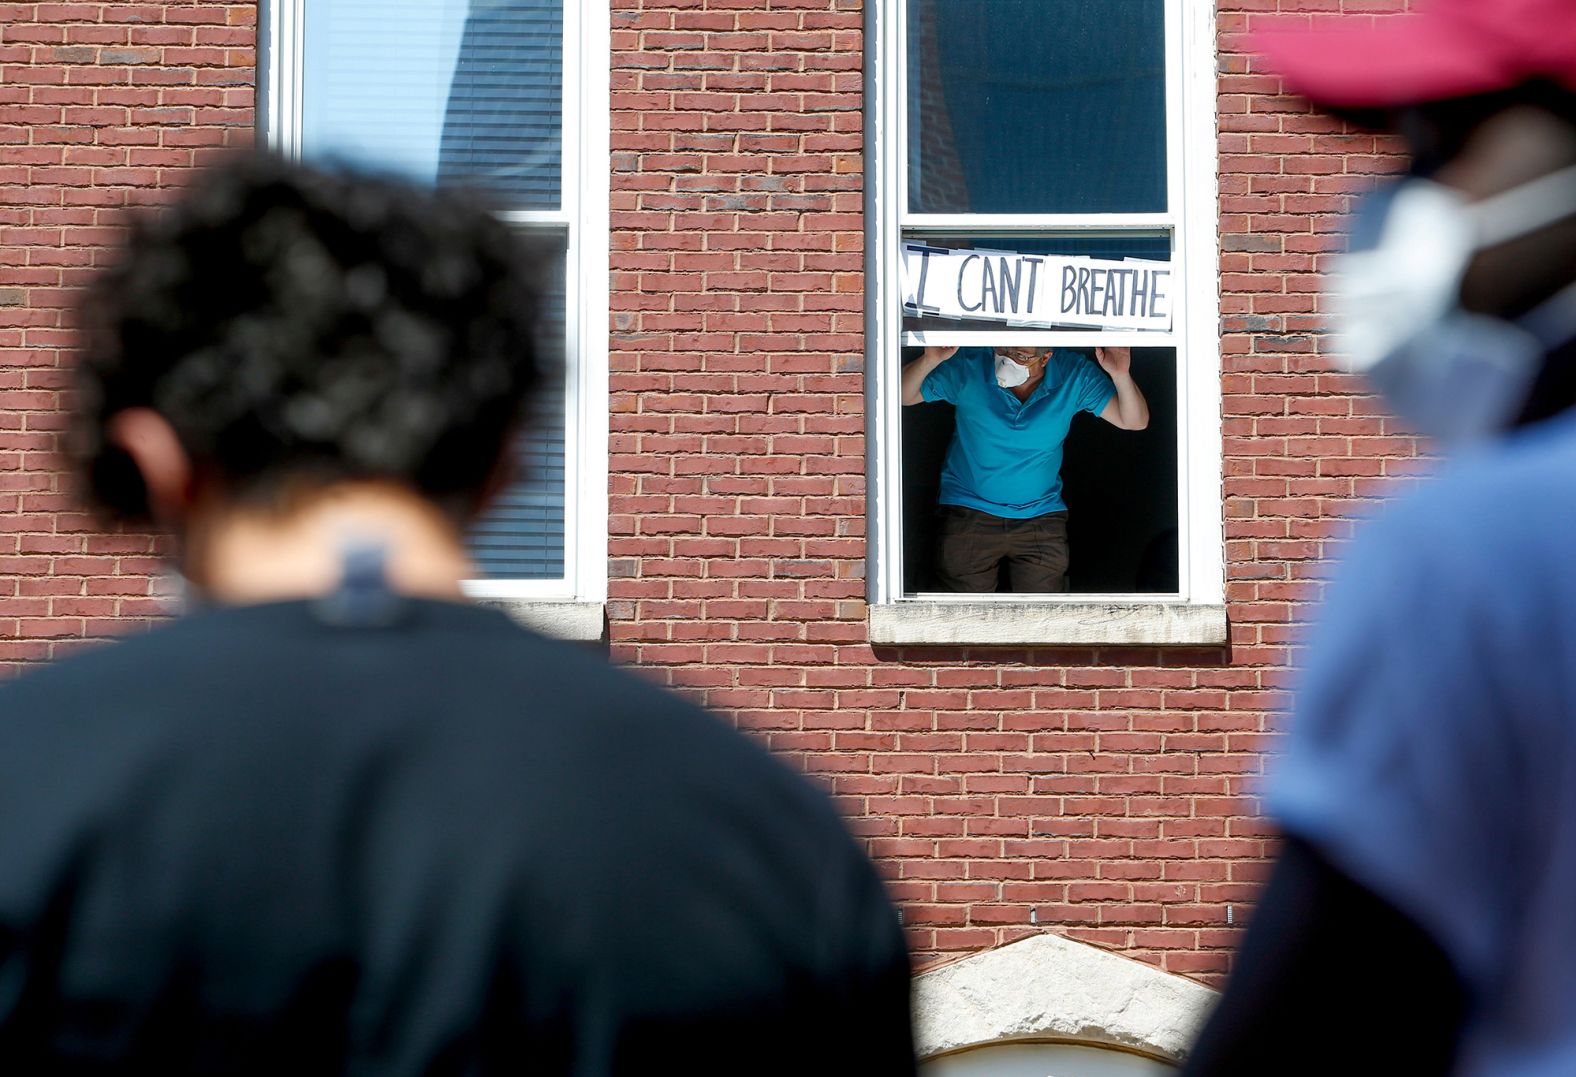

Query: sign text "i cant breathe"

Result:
[901,243,1173,332]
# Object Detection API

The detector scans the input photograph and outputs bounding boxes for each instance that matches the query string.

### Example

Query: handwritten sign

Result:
[901,243,1173,332]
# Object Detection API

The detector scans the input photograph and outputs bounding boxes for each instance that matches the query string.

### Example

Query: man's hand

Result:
[1095,345,1130,377]
[902,345,959,406]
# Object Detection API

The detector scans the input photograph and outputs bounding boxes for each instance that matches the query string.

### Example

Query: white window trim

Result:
[864,0,1224,645]
[258,1,610,636]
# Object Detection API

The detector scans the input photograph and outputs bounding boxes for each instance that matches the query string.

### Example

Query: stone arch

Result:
[913,933,1218,1070]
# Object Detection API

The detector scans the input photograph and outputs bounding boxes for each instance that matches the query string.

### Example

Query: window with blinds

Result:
[298,0,570,582]
[468,245,567,579]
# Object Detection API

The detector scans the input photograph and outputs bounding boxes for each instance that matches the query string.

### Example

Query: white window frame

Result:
[864,0,1225,645]
[258,0,609,635]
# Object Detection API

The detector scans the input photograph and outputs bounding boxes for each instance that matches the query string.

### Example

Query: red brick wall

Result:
[1,0,1415,987]
[607,0,1414,985]
[0,0,254,663]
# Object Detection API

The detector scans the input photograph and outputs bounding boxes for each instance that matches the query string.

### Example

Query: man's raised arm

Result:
[901,345,957,405]
[1095,346,1149,430]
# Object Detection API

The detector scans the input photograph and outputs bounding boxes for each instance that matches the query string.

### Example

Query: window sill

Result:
[869,600,1228,647]
[478,599,606,642]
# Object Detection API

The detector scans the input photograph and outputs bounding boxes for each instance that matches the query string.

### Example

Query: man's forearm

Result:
[1111,372,1149,429]
[901,352,947,405]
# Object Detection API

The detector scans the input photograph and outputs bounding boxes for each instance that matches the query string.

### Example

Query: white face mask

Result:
[1327,163,1576,441]
[994,354,1032,388]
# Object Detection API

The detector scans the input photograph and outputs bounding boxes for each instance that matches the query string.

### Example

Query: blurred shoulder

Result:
[1314,413,1576,652]
[0,614,201,720]
[1360,413,1576,563]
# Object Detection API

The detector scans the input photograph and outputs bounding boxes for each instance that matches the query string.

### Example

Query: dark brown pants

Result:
[935,506,1070,593]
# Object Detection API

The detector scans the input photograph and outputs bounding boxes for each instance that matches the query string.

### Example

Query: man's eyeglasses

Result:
[996,347,1051,362]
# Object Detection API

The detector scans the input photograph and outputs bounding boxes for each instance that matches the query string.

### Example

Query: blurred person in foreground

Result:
[0,153,914,1075]
[1184,2,1576,1075]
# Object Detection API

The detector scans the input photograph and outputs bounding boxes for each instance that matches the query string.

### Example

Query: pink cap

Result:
[1254,0,1576,111]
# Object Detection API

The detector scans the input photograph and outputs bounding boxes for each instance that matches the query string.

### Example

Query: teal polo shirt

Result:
[920,348,1115,518]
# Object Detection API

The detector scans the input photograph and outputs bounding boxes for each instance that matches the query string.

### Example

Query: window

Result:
[866,0,1224,645]
[259,0,608,637]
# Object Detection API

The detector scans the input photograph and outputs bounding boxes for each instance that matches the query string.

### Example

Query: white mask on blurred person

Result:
[1327,164,1576,441]
[994,355,1032,388]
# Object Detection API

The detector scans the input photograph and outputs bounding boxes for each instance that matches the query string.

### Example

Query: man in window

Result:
[901,344,1149,592]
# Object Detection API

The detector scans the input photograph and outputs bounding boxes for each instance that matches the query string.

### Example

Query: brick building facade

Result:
[1,0,1414,1003]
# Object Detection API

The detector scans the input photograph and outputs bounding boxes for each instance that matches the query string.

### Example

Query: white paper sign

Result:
[901,243,1173,332]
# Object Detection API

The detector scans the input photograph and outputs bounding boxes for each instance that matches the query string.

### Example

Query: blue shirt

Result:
[1271,412,1576,1077]
[920,348,1114,518]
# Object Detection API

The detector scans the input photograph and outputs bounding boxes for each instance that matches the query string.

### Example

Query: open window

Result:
[866,0,1225,645]
[259,0,608,639]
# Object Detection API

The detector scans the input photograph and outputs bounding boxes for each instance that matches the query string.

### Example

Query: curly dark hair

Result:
[74,151,550,523]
